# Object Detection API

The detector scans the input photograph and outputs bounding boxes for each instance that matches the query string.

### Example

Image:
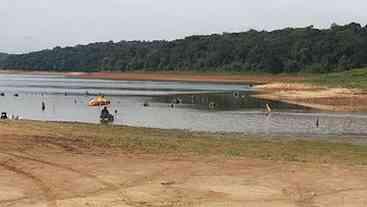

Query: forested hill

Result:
[1,23,367,73]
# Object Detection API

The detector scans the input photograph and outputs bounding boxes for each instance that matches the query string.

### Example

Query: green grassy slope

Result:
[306,68,367,89]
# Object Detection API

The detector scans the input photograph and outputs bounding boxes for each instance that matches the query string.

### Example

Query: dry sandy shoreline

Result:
[0,120,367,207]
[255,83,367,112]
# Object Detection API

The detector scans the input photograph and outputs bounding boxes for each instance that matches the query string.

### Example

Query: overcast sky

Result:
[1,0,367,54]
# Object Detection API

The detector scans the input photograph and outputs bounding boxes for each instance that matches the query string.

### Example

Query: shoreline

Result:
[13,118,367,140]
[14,118,367,140]
[2,119,367,160]
[254,83,367,112]
[64,71,304,84]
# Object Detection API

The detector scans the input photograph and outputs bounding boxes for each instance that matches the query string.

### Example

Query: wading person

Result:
[101,106,109,117]
[41,101,46,111]
[316,117,320,128]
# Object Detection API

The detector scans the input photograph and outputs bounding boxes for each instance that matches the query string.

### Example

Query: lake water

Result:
[1,73,367,136]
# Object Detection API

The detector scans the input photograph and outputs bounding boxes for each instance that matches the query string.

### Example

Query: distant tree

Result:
[1,23,367,73]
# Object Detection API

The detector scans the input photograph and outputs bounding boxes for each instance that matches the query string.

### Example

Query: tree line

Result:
[1,22,367,73]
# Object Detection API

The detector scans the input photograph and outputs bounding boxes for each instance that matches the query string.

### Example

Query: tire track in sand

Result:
[0,161,57,207]
[0,151,123,206]
[0,197,29,206]
[0,151,118,191]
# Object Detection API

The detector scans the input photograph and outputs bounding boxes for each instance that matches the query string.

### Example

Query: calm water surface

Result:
[1,74,367,136]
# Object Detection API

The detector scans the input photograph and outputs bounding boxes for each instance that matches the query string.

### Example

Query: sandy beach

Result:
[255,83,367,112]
[0,120,367,207]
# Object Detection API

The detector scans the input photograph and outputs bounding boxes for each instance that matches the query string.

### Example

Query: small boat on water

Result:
[88,96,111,107]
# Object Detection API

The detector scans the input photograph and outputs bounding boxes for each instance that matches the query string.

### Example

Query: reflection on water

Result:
[0,74,367,135]
[0,74,253,96]
[153,92,308,111]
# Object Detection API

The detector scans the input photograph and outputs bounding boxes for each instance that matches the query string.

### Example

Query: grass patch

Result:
[306,68,367,89]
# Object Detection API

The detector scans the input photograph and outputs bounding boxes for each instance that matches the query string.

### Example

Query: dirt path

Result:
[0,128,367,206]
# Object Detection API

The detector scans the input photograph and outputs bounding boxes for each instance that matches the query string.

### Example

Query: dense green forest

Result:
[1,23,367,73]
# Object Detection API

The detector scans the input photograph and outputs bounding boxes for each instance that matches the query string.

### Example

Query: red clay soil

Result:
[65,72,304,84]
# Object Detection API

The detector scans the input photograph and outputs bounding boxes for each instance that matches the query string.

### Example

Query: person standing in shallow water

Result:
[316,117,320,128]
[41,101,46,111]
[101,106,109,117]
